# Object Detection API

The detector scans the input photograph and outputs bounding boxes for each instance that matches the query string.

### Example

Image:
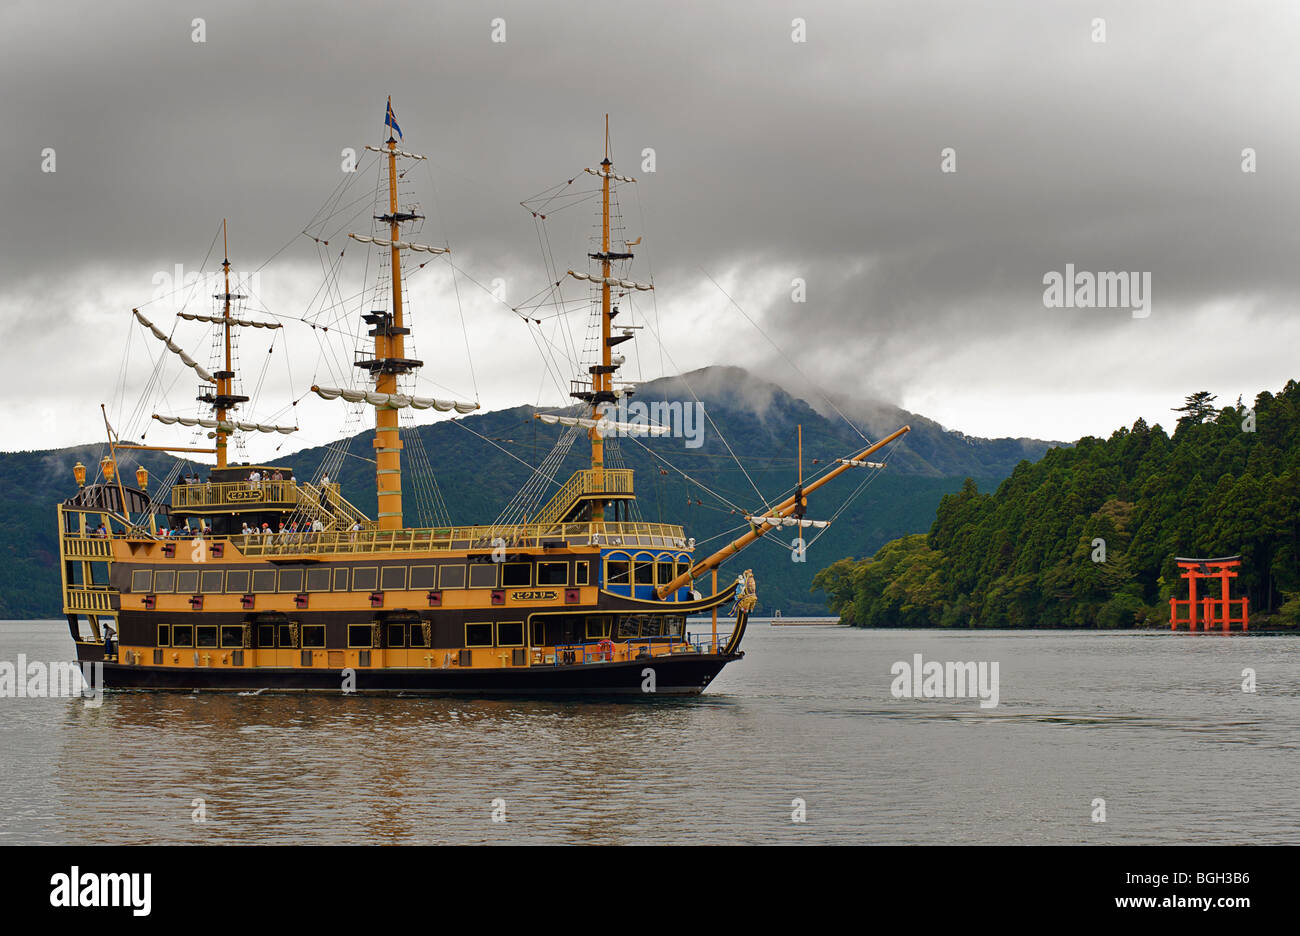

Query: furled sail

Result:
[348,233,449,254]
[837,458,886,468]
[311,385,478,414]
[584,167,636,183]
[132,309,216,383]
[177,312,281,329]
[535,413,671,436]
[152,414,297,435]
[747,516,832,529]
[566,271,653,291]
[364,144,426,160]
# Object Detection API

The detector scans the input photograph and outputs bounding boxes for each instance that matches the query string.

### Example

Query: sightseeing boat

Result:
[56,102,909,695]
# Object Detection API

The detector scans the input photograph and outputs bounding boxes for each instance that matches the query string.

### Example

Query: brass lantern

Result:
[73,462,87,488]
[136,466,149,491]
[100,456,116,483]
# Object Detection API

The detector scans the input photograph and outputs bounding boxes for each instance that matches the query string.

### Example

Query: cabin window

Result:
[665,615,685,637]
[278,569,304,593]
[465,622,493,647]
[606,559,629,586]
[530,620,546,646]
[468,564,498,589]
[332,568,349,591]
[537,562,567,586]
[675,560,691,584]
[386,623,405,647]
[196,625,218,648]
[257,624,276,648]
[352,567,378,592]
[252,569,277,593]
[502,563,530,587]
[575,562,589,586]
[157,624,170,647]
[439,565,466,589]
[220,625,245,649]
[177,570,200,594]
[408,621,430,648]
[201,570,224,594]
[409,565,436,589]
[154,570,176,593]
[277,624,296,648]
[585,617,611,640]
[497,621,524,647]
[633,557,654,585]
[347,625,373,648]
[131,570,153,593]
[656,562,674,586]
[305,568,331,592]
[226,569,250,593]
[172,624,194,648]
[615,615,640,638]
[380,566,407,591]
[301,625,326,649]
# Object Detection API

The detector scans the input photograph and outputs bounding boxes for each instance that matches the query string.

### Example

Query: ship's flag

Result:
[385,99,402,141]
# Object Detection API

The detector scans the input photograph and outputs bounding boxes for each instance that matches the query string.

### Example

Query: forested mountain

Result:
[0,367,1056,619]
[812,382,1300,629]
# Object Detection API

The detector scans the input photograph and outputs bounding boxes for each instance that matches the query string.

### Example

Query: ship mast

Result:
[569,115,644,521]
[207,219,249,469]
[362,97,424,531]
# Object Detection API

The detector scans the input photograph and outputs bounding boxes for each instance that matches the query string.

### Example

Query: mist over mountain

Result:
[0,366,1059,618]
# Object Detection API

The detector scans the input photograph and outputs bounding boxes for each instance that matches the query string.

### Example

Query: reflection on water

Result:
[2,620,1297,844]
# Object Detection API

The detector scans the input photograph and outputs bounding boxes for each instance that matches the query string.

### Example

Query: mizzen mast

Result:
[200,219,251,469]
[565,116,650,521]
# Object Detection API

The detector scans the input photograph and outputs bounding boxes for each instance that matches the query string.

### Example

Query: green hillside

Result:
[812,383,1300,629]
[0,367,1055,619]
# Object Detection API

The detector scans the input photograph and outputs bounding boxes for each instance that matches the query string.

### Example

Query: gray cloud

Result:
[3,0,1298,451]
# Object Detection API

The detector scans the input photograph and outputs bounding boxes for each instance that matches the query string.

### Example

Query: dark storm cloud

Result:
[3,0,1298,444]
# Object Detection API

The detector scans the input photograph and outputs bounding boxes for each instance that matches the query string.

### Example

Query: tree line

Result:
[812,382,1300,629]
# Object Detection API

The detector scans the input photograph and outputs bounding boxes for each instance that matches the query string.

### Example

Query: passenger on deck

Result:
[349,520,361,543]
[102,621,116,656]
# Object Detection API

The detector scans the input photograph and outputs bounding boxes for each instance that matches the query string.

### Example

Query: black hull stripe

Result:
[89,654,741,697]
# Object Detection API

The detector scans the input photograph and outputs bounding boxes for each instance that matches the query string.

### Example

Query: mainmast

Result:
[360,97,424,531]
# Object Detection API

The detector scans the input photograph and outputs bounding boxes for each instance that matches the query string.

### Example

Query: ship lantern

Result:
[73,462,86,488]
[100,456,116,483]
[136,466,149,491]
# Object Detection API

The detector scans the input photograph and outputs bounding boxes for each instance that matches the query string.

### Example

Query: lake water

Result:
[1,619,1295,845]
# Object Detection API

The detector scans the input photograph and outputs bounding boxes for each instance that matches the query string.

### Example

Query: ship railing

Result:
[622,635,697,658]
[61,518,689,555]
[64,584,116,613]
[231,520,688,557]
[170,478,299,509]
[532,468,635,526]
[687,631,733,654]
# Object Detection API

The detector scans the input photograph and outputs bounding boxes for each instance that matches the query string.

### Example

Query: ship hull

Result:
[84,652,742,696]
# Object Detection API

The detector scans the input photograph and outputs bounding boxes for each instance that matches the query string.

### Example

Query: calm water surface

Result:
[1,619,1295,845]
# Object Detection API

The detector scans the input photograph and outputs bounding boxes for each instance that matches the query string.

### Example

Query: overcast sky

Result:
[3,0,1298,461]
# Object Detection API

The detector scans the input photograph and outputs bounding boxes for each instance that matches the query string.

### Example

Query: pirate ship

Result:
[57,102,909,695]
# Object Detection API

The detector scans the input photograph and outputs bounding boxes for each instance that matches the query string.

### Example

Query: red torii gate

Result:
[1169,556,1249,633]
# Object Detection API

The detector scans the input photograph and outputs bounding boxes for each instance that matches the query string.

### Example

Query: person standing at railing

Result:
[349,520,361,544]
[320,474,331,512]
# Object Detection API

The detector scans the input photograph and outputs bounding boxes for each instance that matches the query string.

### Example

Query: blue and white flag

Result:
[385,99,402,141]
